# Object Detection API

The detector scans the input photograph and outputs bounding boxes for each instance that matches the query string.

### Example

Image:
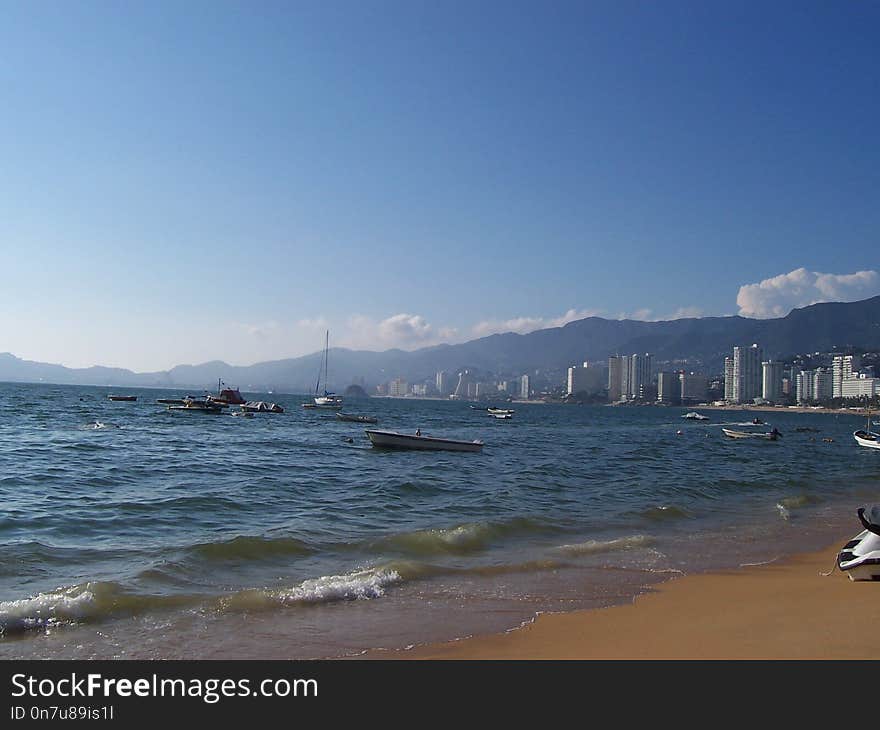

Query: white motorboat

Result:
[365,429,483,452]
[837,506,880,580]
[489,413,512,419]
[682,412,709,420]
[722,427,780,441]
[167,396,223,413]
[487,407,514,415]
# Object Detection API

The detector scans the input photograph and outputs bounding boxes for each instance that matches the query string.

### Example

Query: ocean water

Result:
[0,381,877,659]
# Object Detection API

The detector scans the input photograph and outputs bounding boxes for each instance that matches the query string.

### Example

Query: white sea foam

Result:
[272,567,402,605]
[0,587,96,633]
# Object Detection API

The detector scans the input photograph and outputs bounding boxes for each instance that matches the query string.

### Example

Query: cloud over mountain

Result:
[736,268,880,319]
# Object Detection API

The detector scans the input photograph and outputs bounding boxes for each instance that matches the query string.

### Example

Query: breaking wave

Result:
[0,582,198,635]
[219,565,405,612]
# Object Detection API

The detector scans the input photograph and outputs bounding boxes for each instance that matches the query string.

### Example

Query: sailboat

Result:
[854,410,880,449]
[310,331,343,409]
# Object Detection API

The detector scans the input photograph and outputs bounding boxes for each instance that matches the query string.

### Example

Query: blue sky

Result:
[2,1,879,370]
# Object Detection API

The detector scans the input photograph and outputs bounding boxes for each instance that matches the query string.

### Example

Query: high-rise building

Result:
[519,374,530,399]
[796,368,833,404]
[435,371,453,396]
[724,357,734,402]
[657,371,681,403]
[607,356,624,402]
[627,354,653,400]
[679,372,708,403]
[833,354,863,398]
[732,344,762,404]
[761,361,784,403]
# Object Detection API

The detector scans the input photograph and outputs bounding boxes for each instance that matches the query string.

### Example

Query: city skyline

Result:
[3,3,880,370]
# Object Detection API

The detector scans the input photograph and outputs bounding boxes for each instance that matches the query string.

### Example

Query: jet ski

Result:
[837,505,880,581]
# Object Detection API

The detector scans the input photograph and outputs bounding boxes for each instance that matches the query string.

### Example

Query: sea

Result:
[0,381,877,659]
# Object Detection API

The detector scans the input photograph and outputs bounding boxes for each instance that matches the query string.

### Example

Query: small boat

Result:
[853,413,880,449]
[682,412,709,421]
[240,401,284,413]
[365,429,483,452]
[837,505,880,580]
[487,407,515,415]
[167,396,223,413]
[751,417,765,425]
[489,413,512,419]
[722,427,781,441]
[108,395,137,402]
[854,430,880,449]
[336,413,378,424]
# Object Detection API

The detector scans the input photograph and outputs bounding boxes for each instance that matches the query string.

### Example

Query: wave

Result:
[370,517,547,557]
[219,565,405,612]
[187,535,313,562]
[0,582,198,635]
[557,534,655,556]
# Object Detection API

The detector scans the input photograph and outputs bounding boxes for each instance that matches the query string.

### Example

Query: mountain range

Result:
[2,296,879,392]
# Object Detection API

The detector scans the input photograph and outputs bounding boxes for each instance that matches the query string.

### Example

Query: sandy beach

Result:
[393,538,879,659]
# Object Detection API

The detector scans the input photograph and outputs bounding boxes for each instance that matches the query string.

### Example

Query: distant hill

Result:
[2,296,878,392]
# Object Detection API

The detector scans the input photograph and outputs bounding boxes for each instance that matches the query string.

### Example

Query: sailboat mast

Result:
[324,330,329,394]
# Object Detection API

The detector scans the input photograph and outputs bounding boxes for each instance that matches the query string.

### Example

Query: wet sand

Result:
[393,539,880,659]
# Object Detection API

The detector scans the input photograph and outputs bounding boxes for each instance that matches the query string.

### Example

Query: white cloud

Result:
[736,268,880,318]
[377,313,433,344]
[341,313,455,350]
[471,308,601,337]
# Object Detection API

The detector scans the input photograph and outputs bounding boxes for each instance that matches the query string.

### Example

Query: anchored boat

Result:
[308,330,343,409]
[853,412,880,449]
[167,396,223,413]
[682,411,709,420]
[365,429,483,452]
[108,395,137,402]
[722,427,781,440]
[837,505,880,580]
[240,401,284,413]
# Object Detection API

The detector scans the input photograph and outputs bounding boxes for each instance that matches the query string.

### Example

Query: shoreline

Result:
[695,403,871,416]
[382,535,879,659]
